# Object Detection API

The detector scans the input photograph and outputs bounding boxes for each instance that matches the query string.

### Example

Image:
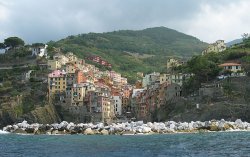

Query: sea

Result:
[0,131,249,157]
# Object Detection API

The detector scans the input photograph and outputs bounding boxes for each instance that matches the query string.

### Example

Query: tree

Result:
[186,56,221,82]
[4,37,25,49]
[0,43,5,49]
[242,33,250,41]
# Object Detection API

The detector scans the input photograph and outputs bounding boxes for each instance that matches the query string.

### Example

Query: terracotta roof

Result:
[219,63,241,67]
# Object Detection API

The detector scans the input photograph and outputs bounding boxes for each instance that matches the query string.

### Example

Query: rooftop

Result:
[219,63,241,67]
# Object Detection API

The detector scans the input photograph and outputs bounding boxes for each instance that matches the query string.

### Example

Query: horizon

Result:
[0,0,249,44]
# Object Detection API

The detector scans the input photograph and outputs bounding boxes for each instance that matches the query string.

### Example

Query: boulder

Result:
[142,126,151,133]
[66,122,75,131]
[83,128,94,135]
[58,121,68,131]
[136,121,144,126]
[223,123,232,130]
[122,130,135,135]
[13,128,27,134]
[169,123,175,130]
[17,120,29,129]
[51,129,59,135]
[218,120,225,131]
[72,126,83,134]
[51,123,59,130]
[235,119,244,129]
[25,127,35,134]
[100,129,109,135]
[97,123,104,129]
[3,125,13,132]
[209,122,219,131]
[12,125,19,131]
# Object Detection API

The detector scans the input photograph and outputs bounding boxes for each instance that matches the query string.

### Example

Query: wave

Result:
[0,130,9,134]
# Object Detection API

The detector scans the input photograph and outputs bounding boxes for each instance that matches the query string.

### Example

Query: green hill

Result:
[49,27,208,83]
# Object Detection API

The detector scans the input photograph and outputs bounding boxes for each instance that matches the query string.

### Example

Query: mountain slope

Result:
[49,27,208,82]
[226,39,243,47]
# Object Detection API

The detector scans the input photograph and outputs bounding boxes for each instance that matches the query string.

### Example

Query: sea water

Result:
[0,131,250,157]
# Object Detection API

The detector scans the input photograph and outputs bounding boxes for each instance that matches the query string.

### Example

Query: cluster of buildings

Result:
[46,52,191,123]
[47,52,131,123]
[131,69,191,121]
[85,55,112,68]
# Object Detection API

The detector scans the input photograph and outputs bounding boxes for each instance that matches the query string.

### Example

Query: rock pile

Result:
[3,119,250,135]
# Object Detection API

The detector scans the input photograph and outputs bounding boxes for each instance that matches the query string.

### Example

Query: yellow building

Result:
[48,60,61,70]
[71,83,87,106]
[48,70,67,94]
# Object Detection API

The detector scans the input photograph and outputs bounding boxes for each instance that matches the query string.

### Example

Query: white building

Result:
[142,72,160,88]
[219,62,245,77]
[160,73,190,86]
[32,44,48,57]
[113,95,122,115]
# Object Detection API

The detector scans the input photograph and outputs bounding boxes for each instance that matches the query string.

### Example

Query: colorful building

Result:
[48,60,61,70]
[48,70,67,94]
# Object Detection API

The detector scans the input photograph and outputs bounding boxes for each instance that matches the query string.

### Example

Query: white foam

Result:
[0,130,9,134]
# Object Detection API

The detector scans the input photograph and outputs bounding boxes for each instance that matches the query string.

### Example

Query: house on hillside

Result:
[166,58,185,72]
[53,53,69,65]
[202,40,226,55]
[48,60,62,70]
[32,44,48,57]
[218,62,245,77]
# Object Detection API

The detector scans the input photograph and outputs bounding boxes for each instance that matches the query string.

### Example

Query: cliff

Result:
[0,95,61,128]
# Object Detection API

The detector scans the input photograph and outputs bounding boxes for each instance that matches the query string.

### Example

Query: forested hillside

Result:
[49,27,208,82]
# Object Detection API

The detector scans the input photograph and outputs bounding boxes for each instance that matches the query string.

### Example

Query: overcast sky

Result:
[0,0,249,44]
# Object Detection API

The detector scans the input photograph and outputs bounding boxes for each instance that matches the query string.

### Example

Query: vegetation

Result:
[181,35,250,95]
[3,37,25,49]
[48,27,208,83]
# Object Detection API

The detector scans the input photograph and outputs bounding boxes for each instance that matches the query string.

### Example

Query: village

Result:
[29,39,244,124]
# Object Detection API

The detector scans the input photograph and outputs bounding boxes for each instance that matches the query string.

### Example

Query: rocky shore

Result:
[2,119,250,135]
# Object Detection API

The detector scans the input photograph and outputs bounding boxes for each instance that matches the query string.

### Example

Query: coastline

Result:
[2,119,250,135]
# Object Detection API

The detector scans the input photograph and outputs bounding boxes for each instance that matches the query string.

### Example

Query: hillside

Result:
[226,38,243,47]
[49,27,208,82]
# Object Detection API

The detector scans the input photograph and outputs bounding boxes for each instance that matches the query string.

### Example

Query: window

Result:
[236,66,238,69]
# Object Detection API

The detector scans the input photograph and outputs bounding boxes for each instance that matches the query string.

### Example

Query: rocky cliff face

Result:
[0,95,61,128]
[19,105,61,124]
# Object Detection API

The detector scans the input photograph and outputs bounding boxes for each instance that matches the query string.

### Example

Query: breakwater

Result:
[2,119,250,135]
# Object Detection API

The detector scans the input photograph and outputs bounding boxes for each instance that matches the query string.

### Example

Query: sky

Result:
[0,0,249,44]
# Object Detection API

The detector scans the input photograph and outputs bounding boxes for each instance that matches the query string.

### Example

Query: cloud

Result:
[0,0,249,43]
[185,0,250,43]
